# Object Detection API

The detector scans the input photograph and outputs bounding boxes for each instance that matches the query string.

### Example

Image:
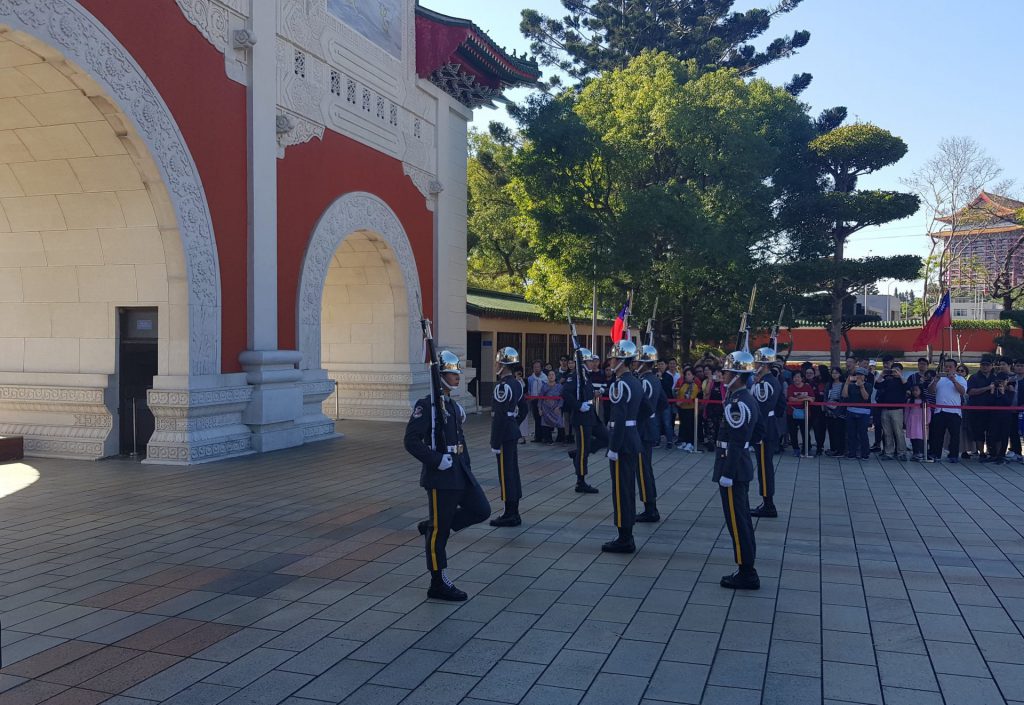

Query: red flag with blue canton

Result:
[610,300,630,341]
[914,291,951,350]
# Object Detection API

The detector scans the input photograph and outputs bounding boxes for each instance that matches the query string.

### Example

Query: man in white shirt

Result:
[928,358,967,463]
[527,361,546,442]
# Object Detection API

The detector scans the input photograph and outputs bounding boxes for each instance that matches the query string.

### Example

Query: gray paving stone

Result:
[870,621,927,655]
[368,648,448,689]
[699,685,761,705]
[917,613,974,643]
[338,683,408,705]
[204,647,294,687]
[564,619,624,653]
[719,620,772,653]
[937,674,1008,705]
[469,660,545,703]
[580,672,649,705]
[348,628,424,663]
[601,639,664,677]
[767,639,821,677]
[505,629,571,665]
[677,604,728,633]
[879,687,944,705]
[975,631,1024,665]
[875,650,939,691]
[644,661,709,703]
[521,684,585,705]
[439,638,511,676]
[278,638,361,675]
[474,610,540,643]
[762,672,822,705]
[823,629,875,665]
[400,672,479,705]
[162,682,238,704]
[821,604,870,634]
[537,649,607,691]
[293,658,384,702]
[124,658,224,701]
[823,661,881,705]
[772,612,820,644]
[707,650,766,691]
[926,640,992,677]
[990,662,1024,697]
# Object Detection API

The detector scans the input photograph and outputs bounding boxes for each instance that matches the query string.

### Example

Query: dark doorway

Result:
[118,308,158,456]
[467,331,482,403]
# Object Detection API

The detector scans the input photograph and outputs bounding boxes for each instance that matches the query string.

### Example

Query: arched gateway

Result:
[297,192,428,420]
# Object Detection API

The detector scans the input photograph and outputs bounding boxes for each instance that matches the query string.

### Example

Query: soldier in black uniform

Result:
[562,347,607,494]
[714,350,763,590]
[490,346,528,527]
[404,351,491,601]
[635,345,664,522]
[603,340,649,553]
[750,347,782,518]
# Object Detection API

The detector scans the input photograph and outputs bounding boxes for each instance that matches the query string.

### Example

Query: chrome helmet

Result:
[609,340,638,360]
[754,347,777,365]
[638,344,658,364]
[724,350,757,373]
[495,346,520,366]
[577,347,598,362]
[438,350,462,375]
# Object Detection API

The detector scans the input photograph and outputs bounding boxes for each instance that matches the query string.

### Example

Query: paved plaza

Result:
[2,417,1024,705]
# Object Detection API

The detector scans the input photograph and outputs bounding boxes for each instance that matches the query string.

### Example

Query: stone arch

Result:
[297,191,422,371]
[297,191,426,421]
[0,0,222,376]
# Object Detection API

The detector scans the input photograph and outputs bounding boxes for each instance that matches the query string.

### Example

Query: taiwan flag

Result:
[610,299,630,342]
[914,291,951,350]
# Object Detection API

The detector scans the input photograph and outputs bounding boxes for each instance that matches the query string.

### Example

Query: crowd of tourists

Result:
[517,352,1024,466]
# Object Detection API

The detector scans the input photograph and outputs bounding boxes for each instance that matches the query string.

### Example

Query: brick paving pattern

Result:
[1,416,1024,704]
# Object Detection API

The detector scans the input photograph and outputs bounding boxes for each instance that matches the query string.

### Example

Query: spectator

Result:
[674,368,700,452]
[876,361,908,460]
[787,373,813,457]
[845,356,856,377]
[1009,359,1024,461]
[539,370,564,444]
[843,366,874,459]
[905,384,929,461]
[702,365,726,451]
[561,357,575,443]
[928,359,967,463]
[989,373,1015,464]
[527,361,546,442]
[824,367,847,456]
[908,357,930,388]
[515,369,529,443]
[957,363,976,459]
[967,356,997,460]
[556,355,570,383]
[657,360,677,448]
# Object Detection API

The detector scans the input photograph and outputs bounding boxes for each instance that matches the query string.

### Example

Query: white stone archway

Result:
[0,1,253,463]
[297,191,428,423]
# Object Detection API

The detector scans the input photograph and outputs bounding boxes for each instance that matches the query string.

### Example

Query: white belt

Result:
[608,420,637,427]
[650,414,656,419]
[506,412,517,417]
[768,411,775,417]
[445,444,465,453]
[718,441,749,449]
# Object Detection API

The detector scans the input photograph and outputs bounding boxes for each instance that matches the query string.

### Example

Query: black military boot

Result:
[575,479,599,494]
[490,501,522,527]
[720,568,760,590]
[601,528,636,553]
[417,520,432,536]
[750,502,778,518]
[635,503,660,523]
[427,570,467,601]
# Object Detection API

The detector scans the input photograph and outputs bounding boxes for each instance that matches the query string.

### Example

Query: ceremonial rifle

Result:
[736,285,757,352]
[568,311,585,404]
[646,297,659,348]
[770,305,785,354]
[420,318,447,452]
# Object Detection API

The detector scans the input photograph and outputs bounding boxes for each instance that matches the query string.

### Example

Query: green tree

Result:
[782,122,921,366]
[520,0,811,92]
[466,131,535,293]
[513,52,814,354]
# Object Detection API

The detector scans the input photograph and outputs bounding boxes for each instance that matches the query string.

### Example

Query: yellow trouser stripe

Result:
[429,490,440,571]
[638,453,648,502]
[760,443,767,497]
[499,448,506,501]
[727,486,742,565]
[614,459,621,527]
[578,426,585,476]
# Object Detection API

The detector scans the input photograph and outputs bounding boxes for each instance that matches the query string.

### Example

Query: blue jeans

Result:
[846,413,871,458]
[660,409,675,444]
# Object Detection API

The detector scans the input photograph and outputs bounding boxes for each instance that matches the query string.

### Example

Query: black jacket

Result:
[712,386,761,483]
[640,371,667,444]
[751,372,781,434]
[609,371,648,454]
[562,372,599,427]
[404,394,474,490]
[490,374,526,448]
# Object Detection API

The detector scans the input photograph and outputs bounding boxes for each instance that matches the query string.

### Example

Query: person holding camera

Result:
[989,373,1016,464]
[843,367,874,459]
[876,362,908,460]
[966,357,998,460]
[928,358,967,463]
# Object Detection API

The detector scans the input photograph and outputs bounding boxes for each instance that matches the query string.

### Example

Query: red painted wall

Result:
[79,0,248,373]
[276,130,434,351]
[774,326,1022,356]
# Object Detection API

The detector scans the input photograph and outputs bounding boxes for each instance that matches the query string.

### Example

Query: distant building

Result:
[858,294,902,321]
[938,191,1024,316]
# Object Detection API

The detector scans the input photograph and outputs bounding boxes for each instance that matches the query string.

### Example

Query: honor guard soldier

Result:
[635,345,664,522]
[562,348,607,493]
[714,351,763,590]
[491,346,528,527]
[751,347,782,518]
[603,340,649,553]
[404,351,491,601]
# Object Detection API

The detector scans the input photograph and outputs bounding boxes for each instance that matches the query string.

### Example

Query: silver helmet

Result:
[577,347,598,362]
[754,347,777,365]
[724,350,757,373]
[637,344,658,364]
[609,340,638,360]
[495,346,520,366]
[438,350,462,375]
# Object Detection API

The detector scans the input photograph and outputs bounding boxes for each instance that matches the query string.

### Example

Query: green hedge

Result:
[792,319,1010,330]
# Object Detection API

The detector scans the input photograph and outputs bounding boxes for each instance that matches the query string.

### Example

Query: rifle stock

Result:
[420,318,447,451]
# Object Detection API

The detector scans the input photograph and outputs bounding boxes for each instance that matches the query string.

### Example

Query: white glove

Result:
[607,450,619,461]
[491,447,501,455]
[719,476,733,488]
[580,402,592,412]
[437,453,453,471]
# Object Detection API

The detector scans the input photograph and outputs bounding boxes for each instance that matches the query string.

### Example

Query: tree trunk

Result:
[1003,294,1014,312]
[829,236,845,368]
[678,309,694,362]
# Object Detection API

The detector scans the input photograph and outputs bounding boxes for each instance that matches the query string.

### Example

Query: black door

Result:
[467,331,482,402]
[118,308,158,456]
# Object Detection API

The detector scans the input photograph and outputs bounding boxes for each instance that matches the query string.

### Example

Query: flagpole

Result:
[591,277,597,352]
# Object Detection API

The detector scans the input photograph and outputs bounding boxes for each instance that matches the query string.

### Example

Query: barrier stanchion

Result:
[803,399,811,457]
[693,397,700,452]
[335,380,340,420]
[923,402,929,460]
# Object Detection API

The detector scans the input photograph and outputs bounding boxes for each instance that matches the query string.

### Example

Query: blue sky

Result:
[427,0,1024,292]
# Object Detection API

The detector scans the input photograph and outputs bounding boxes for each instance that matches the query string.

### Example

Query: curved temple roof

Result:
[415,3,541,108]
